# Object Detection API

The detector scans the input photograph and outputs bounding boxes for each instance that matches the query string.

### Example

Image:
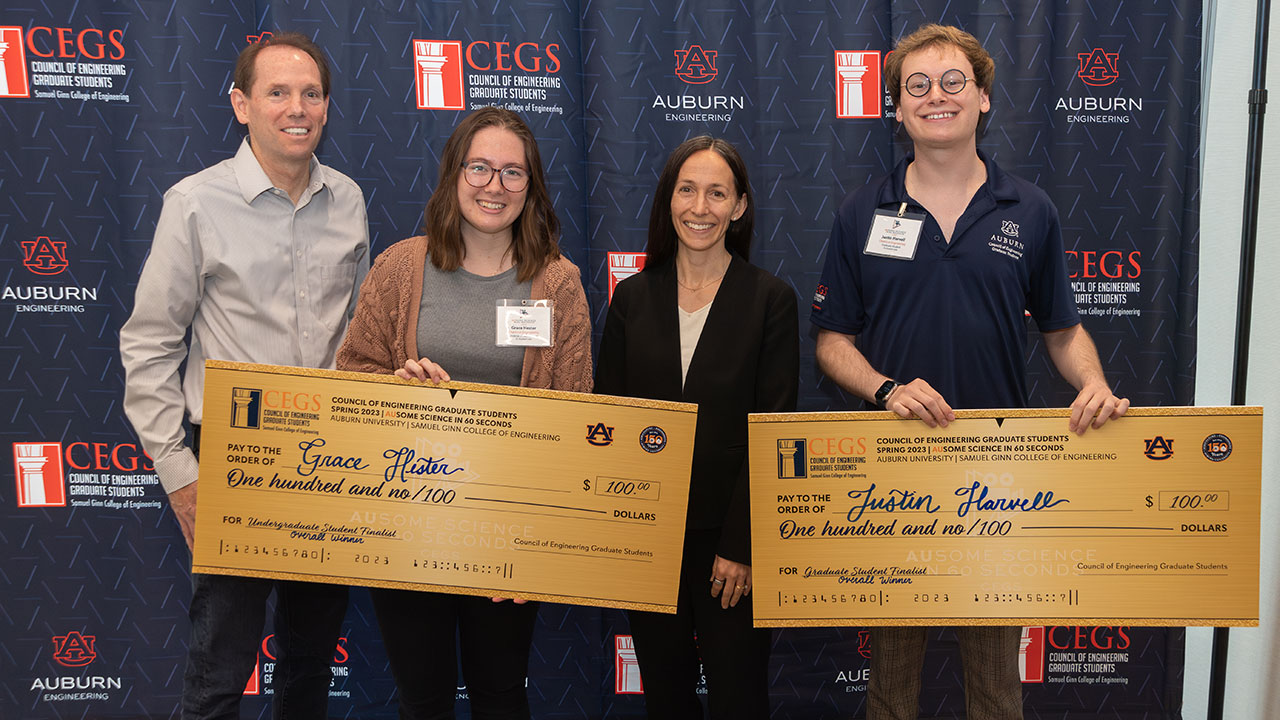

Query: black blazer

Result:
[594,255,799,563]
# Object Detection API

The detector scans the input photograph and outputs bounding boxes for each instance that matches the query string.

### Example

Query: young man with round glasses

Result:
[810,23,1128,720]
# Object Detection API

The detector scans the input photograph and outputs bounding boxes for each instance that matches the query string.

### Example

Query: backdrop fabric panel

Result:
[1,0,1197,718]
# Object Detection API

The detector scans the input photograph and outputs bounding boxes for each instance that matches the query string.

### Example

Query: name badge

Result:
[496,299,553,347]
[864,206,925,260]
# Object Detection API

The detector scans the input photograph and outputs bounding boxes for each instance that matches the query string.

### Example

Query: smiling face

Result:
[669,149,747,257]
[231,45,329,175]
[456,126,529,245]
[894,44,990,149]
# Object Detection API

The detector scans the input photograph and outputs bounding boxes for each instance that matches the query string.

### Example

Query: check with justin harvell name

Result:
[191,361,696,613]
[749,407,1260,627]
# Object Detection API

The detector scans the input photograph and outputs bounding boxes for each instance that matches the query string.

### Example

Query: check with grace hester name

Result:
[748,407,1261,628]
[192,361,697,613]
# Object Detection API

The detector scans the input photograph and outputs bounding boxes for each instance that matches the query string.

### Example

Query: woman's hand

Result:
[396,357,451,384]
[709,555,752,609]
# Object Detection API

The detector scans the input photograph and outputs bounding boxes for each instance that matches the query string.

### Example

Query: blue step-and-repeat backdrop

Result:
[1,0,1197,718]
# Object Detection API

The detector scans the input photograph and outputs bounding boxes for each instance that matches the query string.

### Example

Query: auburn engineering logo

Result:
[674,45,717,84]
[856,629,872,658]
[1077,49,1120,87]
[52,631,97,667]
[835,51,882,118]
[21,236,69,275]
[1143,436,1174,460]
[586,422,614,447]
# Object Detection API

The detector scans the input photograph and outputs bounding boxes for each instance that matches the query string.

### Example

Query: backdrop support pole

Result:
[1210,0,1271,717]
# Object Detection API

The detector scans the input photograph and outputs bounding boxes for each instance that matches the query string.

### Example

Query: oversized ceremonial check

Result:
[749,407,1261,628]
[191,361,696,612]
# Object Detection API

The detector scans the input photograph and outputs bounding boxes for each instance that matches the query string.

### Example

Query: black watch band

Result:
[874,380,899,408]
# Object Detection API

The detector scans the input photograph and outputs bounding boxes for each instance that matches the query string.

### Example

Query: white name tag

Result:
[864,207,925,260]
[496,299,553,347]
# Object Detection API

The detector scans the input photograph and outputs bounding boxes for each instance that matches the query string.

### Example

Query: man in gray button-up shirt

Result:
[120,32,368,719]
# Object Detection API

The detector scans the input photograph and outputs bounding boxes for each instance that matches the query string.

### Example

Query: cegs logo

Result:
[246,633,350,695]
[412,38,562,111]
[834,50,883,118]
[777,439,806,479]
[230,388,263,429]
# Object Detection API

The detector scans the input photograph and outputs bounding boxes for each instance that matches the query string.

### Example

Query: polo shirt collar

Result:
[232,137,326,203]
[877,150,1021,208]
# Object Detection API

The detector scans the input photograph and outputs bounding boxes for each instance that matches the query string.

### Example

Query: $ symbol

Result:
[583,479,591,491]
[1145,495,1153,508]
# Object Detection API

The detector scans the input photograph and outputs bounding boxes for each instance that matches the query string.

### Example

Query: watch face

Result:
[876,380,896,405]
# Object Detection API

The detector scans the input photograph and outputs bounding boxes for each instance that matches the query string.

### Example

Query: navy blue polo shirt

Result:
[811,153,1080,410]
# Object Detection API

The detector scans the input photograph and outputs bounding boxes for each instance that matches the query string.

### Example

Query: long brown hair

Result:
[423,107,561,282]
[645,136,754,267]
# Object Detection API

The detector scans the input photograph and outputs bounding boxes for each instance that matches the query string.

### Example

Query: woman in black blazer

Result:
[594,136,799,719]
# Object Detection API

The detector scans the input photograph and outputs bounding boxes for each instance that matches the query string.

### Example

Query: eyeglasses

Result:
[902,69,973,97]
[460,162,530,192]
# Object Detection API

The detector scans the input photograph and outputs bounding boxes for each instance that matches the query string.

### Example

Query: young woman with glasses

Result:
[337,106,592,719]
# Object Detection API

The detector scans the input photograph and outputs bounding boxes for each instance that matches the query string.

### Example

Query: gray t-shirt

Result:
[417,261,530,385]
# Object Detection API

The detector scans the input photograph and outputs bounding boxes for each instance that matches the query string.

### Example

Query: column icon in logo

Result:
[413,40,465,110]
[614,635,643,693]
[1019,626,1046,683]
[231,388,262,429]
[777,439,806,478]
[0,27,31,99]
[13,442,67,507]
[835,51,881,119]
[606,252,646,302]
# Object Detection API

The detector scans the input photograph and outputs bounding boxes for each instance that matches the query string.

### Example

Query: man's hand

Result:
[1068,381,1130,434]
[709,555,752,610]
[885,378,956,428]
[169,481,198,551]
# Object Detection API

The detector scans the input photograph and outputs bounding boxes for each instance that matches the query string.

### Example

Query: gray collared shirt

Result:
[120,138,370,493]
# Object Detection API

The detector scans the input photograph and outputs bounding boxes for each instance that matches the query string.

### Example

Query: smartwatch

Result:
[874,380,899,408]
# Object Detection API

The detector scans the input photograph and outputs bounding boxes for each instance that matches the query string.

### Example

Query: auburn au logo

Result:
[21,236,69,275]
[52,631,97,667]
[1077,48,1120,87]
[586,422,614,446]
[856,630,872,659]
[1143,436,1174,460]
[674,45,717,84]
